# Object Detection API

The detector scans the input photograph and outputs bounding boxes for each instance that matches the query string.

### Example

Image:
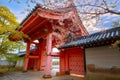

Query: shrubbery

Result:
[52,60,59,65]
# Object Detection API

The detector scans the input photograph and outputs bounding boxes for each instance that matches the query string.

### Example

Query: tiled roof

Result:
[17,48,38,57]
[19,4,43,26]
[18,51,26,57]
[19,4,71,26]
[59,27,120,49]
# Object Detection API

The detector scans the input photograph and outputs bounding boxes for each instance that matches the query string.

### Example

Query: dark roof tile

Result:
[59,27,120,49]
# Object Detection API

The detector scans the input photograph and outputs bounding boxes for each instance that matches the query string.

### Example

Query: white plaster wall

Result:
[86,46,120,68]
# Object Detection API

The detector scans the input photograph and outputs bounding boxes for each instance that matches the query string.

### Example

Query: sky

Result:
[0,0,37,22]
[0,0,120,34]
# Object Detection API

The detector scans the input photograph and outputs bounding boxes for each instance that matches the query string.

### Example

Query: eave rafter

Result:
[30,22,52,41]
[26,19,48,35]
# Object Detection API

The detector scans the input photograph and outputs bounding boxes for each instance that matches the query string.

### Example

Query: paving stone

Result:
[0,71,84,80]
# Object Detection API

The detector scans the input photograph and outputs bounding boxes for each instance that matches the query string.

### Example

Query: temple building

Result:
[9,3,120,78]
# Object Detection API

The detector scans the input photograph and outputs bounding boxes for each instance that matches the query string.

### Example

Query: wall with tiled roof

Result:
[59,27,120,49]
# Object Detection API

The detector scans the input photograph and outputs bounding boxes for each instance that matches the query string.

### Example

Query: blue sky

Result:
[0,0,120,33]
[0,0,37,22]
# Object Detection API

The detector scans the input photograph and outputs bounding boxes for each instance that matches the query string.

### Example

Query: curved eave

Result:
[18,5,72,32]
[16,5,75,41]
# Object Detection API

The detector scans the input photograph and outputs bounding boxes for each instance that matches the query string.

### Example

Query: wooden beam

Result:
[51,52,60,57]
[29,56,39,58]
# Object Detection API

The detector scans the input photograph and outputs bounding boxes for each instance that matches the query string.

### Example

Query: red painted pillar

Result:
[60,52,66,74]
[33,59,38,71]
[64,51,70,74]
[37,56,41,71]
[40,47,46,70]
[43,34,52,78]
[38,39,46,71]
[36,43,41,71]
[23,42,31,72]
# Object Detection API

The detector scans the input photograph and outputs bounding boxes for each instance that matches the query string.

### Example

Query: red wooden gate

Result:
[68,48,84,75]
[60,47,84,76]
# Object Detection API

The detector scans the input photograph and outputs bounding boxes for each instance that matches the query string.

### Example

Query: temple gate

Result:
[10,4,88,78]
